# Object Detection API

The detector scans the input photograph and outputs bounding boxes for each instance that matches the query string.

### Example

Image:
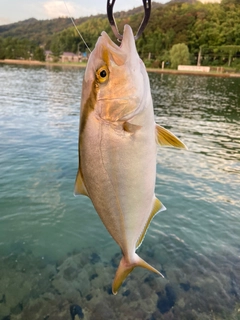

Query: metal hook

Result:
[107,0,151,41]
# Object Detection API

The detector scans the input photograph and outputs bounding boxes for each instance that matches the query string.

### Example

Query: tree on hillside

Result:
[33,47,45,61]
[170,43,190,69]
[50,36,63,62]
[0,38,5,59]
[219,45,240,66]
[221,0,240,6]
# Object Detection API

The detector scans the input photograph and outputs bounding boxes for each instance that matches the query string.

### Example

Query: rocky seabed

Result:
[0,241,240,320]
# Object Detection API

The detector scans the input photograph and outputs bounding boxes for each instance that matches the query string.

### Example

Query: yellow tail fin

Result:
[112,254,164,295]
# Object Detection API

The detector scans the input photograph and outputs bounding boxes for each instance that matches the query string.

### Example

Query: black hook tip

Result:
[107,0,151,41]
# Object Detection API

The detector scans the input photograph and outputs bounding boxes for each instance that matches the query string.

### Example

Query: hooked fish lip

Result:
[100,30,119,50]
[97,32,126,66]
[122,25,134,41]
[120,25,136,53]
[97,25,136,66]
[100,24,134,48]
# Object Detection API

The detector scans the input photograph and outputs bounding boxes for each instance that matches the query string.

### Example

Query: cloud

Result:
[43,1,72,18]
[0,0,165,26]
[43,0,99,19]
[0,17,13,25]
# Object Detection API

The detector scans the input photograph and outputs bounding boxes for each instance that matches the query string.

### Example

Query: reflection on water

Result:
[0,64,239,319]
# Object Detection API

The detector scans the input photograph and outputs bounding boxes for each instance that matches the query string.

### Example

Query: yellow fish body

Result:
[75,25,186,294]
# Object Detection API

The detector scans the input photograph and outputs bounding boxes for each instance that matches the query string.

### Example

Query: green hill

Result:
[1,0,240,68]
[0,2,162,45]
[0,17,90,45]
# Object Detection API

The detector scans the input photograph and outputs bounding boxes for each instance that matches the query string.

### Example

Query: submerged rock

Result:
[89,301,116,320]
[180,281,191,292]
[70,304,84,319]
[89,253,101,264]
[122,289,131,297]
[165,284,176,307]
[63,266,78,281]
[103,284,112,295]
[157,284,176,314]
[157,294,172,314]
[85,293,93,301]
[110,252,121,268]
[0,305,10,320]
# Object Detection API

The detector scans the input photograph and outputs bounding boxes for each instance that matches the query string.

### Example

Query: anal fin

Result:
[136,197,166,249]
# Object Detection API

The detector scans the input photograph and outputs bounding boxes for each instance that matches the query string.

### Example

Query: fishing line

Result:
[63,1,92,53]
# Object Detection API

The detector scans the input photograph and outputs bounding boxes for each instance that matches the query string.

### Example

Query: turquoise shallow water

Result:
[0,63,240,319]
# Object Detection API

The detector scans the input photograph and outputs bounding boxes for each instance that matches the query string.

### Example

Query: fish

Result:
[74,24,186,295]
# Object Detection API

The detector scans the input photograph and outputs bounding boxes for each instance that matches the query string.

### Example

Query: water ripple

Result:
[0,64,239,267]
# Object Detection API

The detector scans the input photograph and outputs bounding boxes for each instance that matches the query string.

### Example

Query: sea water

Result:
[0,64,239,319]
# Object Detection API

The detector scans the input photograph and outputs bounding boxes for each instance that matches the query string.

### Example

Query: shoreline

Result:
[0,59,87,69]
[147,67,240,78]
[1,59,240,78]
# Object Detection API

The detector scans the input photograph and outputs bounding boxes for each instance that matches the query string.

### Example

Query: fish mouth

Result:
[93,25,145,121]
[98,25,137,66]
[84,25,139,82]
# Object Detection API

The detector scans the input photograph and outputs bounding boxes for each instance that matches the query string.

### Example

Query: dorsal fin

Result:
[74,170,89,197]
[156,124,187,149]
[136,198,166,250]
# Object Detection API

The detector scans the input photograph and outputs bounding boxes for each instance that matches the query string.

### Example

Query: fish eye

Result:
[100,70,107,78]
[96,66,109,83]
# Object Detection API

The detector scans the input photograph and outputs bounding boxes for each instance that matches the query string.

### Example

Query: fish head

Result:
[82,25,150,122]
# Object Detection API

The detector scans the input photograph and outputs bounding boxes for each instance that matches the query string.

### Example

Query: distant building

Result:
[61,52,80,63]
[44,50,84,63]
[45,50,53,62]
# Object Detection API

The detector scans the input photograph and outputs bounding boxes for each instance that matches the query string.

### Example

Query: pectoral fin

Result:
[156,124,187,149]
[136,198,166,250]
[74,170,89,197]
[123,121,142,134]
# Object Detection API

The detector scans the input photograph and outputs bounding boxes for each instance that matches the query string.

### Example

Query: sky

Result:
[0,0,169,26]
